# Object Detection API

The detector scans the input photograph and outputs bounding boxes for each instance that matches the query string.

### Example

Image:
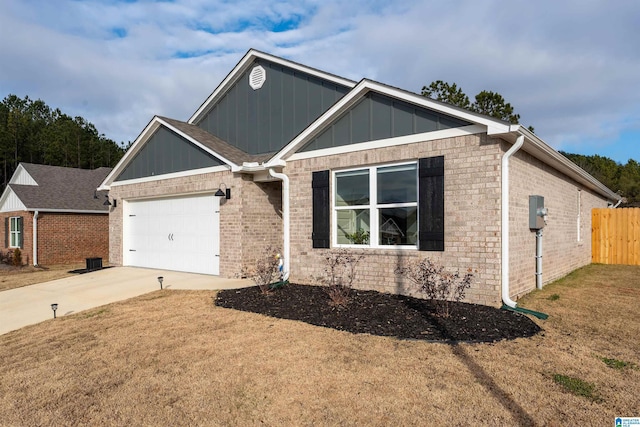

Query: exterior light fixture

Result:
[158,276,164,290]
[51,303,58,319]
[103,194,117,208]
[215,183,231,199]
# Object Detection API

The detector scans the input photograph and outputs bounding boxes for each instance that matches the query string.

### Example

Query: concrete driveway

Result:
[0,266,253,336]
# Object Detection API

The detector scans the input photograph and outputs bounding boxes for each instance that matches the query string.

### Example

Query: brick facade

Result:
[108,170,282,278]
[1,211,108,266]
[507,146,609,299]
[286,133,505,306]
[107,133,612,307]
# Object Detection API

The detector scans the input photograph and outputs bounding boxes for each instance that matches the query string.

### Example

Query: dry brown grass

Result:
[0,264,83,291]
[0,264,638,426]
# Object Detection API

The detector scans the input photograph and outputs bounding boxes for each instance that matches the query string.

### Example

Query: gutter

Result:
[501,135,525,308]
[33,210,39,266]
[268,168,290,281]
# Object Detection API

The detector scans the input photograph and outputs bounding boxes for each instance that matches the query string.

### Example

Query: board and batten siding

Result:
[300,93,472,152]
[195,59,351,155]
[116,126,224,181]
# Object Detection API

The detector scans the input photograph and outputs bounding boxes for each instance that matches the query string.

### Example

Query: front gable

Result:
[194,57,352,155]
[115,126,224,182]
[0,187,27,213]
[299,92,473,152]
[9,164,37,186]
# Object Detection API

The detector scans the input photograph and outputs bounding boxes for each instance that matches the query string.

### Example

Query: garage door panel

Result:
[123,194,220,275]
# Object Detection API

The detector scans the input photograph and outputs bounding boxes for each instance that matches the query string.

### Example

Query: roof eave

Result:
[498,126,621,203]
[98,116,239,190]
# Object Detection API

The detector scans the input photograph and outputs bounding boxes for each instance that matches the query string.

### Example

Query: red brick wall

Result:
[0,211,33,265]
[0,211,109,266]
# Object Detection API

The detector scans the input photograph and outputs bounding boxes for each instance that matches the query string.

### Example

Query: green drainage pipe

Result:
[269,280,289,290]
[501,304,549,320]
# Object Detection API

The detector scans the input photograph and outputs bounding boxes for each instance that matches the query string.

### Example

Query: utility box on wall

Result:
[529,195,547,230]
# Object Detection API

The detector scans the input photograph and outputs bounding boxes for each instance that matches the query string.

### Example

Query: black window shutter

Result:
[312,170,330,248]
[4,217,7,248]
[18,216,23,249]
[418,156,445,251]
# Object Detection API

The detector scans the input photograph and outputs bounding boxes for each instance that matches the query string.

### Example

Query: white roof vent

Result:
[249,65,266,90]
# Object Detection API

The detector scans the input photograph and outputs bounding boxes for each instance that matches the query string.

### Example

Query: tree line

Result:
[2,90,637,204]
[0,94,125,191]
[421,81,638,205]
[559,153,639,205]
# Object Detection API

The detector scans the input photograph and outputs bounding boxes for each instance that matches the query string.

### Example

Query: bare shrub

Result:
[11,249,22,267]
[315,249,364,307]
[395,258,474,317]
[251,247,281,294]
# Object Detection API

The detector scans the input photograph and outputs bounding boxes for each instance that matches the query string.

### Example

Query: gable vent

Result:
[249,65,266,90]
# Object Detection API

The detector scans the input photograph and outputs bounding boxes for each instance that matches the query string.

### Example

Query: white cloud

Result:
[1,0,638,161]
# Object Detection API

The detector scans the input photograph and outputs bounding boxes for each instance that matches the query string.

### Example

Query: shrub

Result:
[395,258,474,318]
[252,247,281,294]
[11,248,22,267]
[315,249,364,307]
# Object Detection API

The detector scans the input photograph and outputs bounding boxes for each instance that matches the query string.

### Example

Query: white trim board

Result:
[288,125,485,161]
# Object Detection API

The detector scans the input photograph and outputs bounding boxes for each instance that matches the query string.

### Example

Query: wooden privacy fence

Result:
[592,208,640,266]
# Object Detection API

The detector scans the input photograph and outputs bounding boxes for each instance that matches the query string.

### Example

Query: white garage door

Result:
[123,194,220,275]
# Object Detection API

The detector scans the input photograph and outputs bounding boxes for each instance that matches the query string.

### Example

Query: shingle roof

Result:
[10,163,112,211]
[159,116,274,165]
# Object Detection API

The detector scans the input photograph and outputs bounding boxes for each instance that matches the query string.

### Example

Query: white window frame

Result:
[9,217,22,248]
[333,161,418,249]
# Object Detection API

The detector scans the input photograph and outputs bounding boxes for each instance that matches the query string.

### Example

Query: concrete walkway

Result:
[0,266,253,336]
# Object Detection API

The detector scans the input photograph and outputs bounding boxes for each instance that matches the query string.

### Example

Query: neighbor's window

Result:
[334,163,418,248]
[9,217,22,248]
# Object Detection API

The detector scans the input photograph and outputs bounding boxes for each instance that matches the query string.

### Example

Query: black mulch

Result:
[215,284,542,343]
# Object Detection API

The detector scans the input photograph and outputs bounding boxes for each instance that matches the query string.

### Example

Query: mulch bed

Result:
[215,284,542,343]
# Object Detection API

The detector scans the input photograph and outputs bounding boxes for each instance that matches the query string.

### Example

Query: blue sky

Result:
[0,0,638,164]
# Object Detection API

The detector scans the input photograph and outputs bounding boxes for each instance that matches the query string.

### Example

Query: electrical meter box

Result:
[529,195,547,230]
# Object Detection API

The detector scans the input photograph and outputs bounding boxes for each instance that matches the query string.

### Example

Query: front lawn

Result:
[0,264,638,425]
[0,263,83,291]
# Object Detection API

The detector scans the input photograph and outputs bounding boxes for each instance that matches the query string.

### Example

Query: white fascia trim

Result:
[514,127,620,202]
[110,165,230,187]
[188,49,357,125]
[274,79,510,162]
[288,125,484,161]
[99,116,237,190]
[99,117,161,190]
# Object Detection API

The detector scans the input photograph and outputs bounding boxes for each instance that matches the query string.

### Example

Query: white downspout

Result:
[501,135,525,308]
[268,168,290,281]
[33,210,39,266]
[535,229,543,289]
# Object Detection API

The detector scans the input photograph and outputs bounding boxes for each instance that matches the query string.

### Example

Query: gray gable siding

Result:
[196,59,351,155]
[115,126,223,181]
[299,93,473,152]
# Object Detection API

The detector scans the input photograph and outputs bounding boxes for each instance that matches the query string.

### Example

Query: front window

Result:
[9,217,22,248]
[334,163,417,248]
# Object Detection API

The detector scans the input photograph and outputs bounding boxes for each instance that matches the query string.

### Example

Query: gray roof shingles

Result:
[10,163,112,212]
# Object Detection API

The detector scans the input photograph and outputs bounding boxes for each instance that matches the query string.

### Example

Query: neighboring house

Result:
[99,49,620,307]
[0,163,111,266]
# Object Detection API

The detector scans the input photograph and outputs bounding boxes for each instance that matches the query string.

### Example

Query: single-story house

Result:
[98,49,620,307]
[0,163,111,266]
